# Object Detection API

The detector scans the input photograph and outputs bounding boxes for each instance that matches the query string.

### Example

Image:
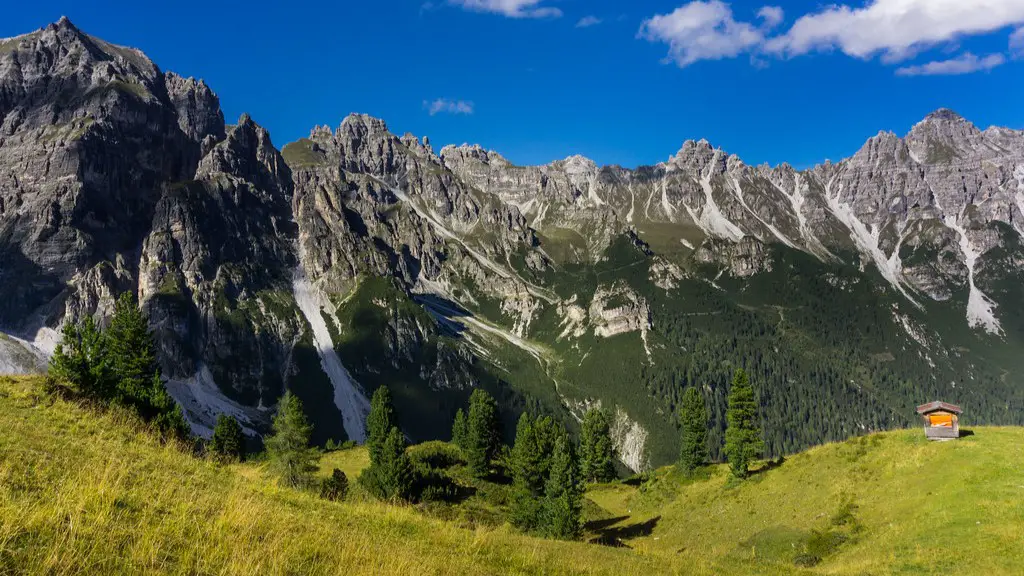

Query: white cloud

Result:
[765,0,1024,62]
[639,0,1024,73]
[576,16,603,28]
[895,52,1006,76]
[757,6,784,29]
[448,0,561,18]
[638,1,764,67]
[424,99,475,116]
[1012,27,1024,57]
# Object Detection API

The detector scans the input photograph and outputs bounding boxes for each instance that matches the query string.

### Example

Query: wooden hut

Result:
[915,401,962,440]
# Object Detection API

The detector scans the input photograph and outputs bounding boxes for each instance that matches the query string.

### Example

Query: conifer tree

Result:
[49,315,111,399]
[678,387,708,474]
[366,386,396,464]
[105,293,158,403]
[466,388,499,477]
[210,414,245,462]
[724,368,764,479]
[266,391,319,488]
[451,408,468,450]
[48,294,187,439]
[579,408,615,483]
[509,413,544,531]
[148,372,189,439]
[360,426,415,501]
[531,415,561,479]
[542,435,583,540]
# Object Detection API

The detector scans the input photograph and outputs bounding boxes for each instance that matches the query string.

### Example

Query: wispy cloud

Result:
[576,15,602,28]
[756,6,783,29]
[638,1,763,67]
[895,52,1006,76]
[448,0,561,18]
[424,98,475,116]
[1012,27,1024,58]
[639,0,1024,74]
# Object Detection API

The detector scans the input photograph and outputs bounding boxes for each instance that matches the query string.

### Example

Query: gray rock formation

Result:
[4,19,1024,463]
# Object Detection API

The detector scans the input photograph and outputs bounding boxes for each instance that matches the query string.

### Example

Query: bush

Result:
[324,439,357,452]
[409,441,464,470]
[320,469,349,501]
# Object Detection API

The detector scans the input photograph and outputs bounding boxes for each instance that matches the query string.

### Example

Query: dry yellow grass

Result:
[4,374,1024,575]
[0,376,665,575]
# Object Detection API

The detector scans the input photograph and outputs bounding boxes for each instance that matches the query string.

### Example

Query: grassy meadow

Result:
[2,375,1023,575]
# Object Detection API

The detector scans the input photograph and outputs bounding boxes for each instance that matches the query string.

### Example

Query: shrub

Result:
[409,441,464,470]
[320,469,349,501]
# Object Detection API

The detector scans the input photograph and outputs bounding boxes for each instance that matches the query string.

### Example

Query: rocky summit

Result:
[3,19,1024,467]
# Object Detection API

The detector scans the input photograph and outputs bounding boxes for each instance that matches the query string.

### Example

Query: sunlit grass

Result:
[3,374,1023,575]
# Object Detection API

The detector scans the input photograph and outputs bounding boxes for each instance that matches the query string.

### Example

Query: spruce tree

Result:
[542,435,583,540]
[451,408,468,450]
[49,315,111,399]
[531,416,561,480]
[105,293,158,404]
[266,391,319,488]
[579,408,615,483]
[366,386,396,464]
[210,414,245,462]
[509,413,544,531]
[148,372,189,439]
[360,426,414,501]
[678,387,708,474]
[724,368,764,479]
[465,388,499,477]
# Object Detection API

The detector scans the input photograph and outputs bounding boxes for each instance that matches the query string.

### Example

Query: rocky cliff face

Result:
[4,20,1024,467]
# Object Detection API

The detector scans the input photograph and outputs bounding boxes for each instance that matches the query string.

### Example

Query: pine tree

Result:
[542,435,583,540]
[266,391,319,488]
[148,372,189,439]
[105,293,158,405]
[451,408,468,450]
[531,416,562,480]
[210,414,245,462]
[678,387,708,474]
[360,426,414,501]
[724,368,764,479]
[509,413,544,531]
[49,315,112,399]
[579,408,615,483]
[465,388,499,477]
[366,386,396,464]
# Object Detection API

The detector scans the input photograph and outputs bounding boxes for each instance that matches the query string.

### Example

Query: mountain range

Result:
[3,18,1023,469]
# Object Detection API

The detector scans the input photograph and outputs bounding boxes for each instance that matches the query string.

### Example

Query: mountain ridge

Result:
[3,18,1024,470]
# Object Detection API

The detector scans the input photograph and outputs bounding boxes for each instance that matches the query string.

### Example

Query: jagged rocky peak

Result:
[440,143,512,172]
[666,138,728,176]
[906,108,983,164]
[197,113,290,195]
[165,72,226,143]
[847,130,913,167]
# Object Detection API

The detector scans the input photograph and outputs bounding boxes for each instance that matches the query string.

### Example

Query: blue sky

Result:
[4,0,1024,169]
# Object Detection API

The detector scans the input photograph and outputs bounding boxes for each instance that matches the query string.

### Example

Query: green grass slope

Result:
[3,375,1023,575]
[0,376,659,576]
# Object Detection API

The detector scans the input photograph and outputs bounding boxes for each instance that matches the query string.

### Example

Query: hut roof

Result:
[916,401,963,415]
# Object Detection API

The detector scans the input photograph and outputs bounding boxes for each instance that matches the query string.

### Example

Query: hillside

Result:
[3,375,1022,575]
[3,17,1024,472]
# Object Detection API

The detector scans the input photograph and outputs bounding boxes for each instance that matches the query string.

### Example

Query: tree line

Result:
[46,292,768,540]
